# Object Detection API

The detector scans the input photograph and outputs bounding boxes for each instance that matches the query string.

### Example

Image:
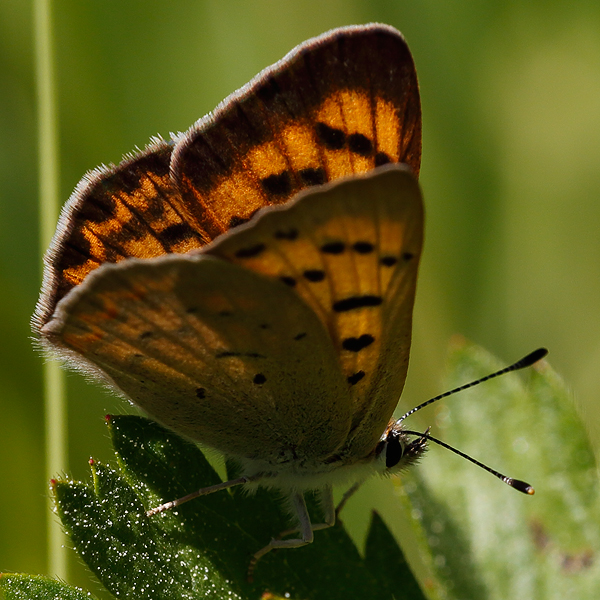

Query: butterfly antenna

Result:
[403,428,535,494]
[398,348,547,422]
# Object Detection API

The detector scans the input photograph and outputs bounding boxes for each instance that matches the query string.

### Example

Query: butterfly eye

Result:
[383,429,428,470]
[385,433,405,468]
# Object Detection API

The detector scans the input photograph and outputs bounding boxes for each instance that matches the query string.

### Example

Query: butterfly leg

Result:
[335,480,363,521]
[311,485,336,531]
[274,485,336,540]
[147,474,260,517]
[248,491,314,580]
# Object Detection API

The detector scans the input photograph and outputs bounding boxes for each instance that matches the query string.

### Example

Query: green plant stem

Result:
[34,0,68,580]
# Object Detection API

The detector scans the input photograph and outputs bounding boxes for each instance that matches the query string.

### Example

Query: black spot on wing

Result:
[235,243,266,258]
[139,331,154,339]
[380,256,398,267]
[375,152,392,166]
[143,196,168,220]
[299,167,326,186]
[122,219,148,241]
[347,371,365,385]
[158,222,199,246]
[261,171,292,196]
[333,296,383,312]
[347,133,373,156]
[82,194,117,223]
[60,238,92,269]
[280,276,296,287]
[294,332,307,341]
[216,351,266,359]
[303,269,325,282]
[216,351,239,358]
[253,373,266,385]
[196,387,206,399]
[316,123,346,150]
[229,215,250,228]
[403,252,415,261]
[229,208,261,229]
[320,241,345,254]
[342,335,375,352]
[353,241,374,254]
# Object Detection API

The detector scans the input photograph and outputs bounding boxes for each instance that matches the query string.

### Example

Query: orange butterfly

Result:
[34,24,539,577]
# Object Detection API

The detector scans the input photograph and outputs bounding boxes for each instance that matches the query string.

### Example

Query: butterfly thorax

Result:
[237,419,427,493]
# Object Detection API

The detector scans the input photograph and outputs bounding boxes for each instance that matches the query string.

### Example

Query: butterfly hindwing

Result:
[42,254,352,463]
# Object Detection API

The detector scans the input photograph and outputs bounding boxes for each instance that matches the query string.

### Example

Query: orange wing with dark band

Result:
[34,24,420,334]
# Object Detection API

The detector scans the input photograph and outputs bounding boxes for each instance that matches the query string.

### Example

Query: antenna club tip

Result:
[509,478,535,495]
[520,348,548,367]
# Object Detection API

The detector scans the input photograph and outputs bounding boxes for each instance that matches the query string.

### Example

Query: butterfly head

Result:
[377,421,428,475]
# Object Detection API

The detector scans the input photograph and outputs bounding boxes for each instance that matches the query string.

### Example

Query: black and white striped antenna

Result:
[398,348,547,494]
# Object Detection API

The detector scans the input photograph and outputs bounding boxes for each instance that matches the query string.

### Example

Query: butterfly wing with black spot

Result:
[34,24,420,336]
[41,254,352,463]
[206,163,424,461]
[40,165,422,465]
[173,23,420,239]
[34,140,210,329]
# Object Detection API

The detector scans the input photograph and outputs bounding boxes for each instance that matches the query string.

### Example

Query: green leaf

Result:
[51,415,425,600]
[398,340,600,599]
[364,511,426,599]
[0,574,97,600]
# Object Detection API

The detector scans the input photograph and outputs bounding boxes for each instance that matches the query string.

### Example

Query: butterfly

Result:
[34,23,447,576]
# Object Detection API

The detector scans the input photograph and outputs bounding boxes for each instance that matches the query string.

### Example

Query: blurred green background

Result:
[1,0,599,595]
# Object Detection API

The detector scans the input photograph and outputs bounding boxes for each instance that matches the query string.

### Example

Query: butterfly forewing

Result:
[34,140,202,328]
[171,23,420,239]
[207,164,424,461]
[34,24,420,335]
